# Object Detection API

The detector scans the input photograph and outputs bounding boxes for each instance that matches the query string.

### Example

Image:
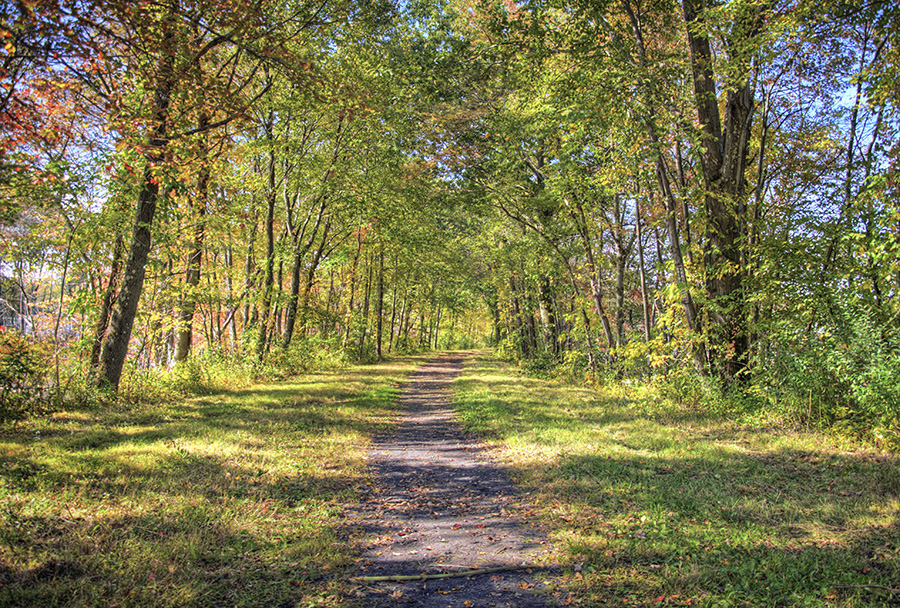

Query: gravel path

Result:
[345,352,557,607]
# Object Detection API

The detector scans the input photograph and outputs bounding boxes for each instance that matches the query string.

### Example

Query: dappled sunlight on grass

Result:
[0,355,424,607]
[453,352,900,608]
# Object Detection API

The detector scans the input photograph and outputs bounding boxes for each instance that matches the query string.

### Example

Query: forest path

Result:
[345,352,557,607]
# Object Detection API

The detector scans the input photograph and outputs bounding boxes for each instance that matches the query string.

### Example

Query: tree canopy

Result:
[1,0,898,443]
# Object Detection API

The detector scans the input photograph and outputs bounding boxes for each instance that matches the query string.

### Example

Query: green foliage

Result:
[436,333,478,350]
[170,349,257,394]
[760,307,900,449]
[264,335,349,375]
[0,331,52,422]
[519,351,560,379]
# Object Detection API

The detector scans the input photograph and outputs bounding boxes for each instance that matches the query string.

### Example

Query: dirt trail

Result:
[345,352,557,607]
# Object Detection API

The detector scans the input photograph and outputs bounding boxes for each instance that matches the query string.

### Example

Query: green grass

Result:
[452,352,900,608]
[0,354,430,608]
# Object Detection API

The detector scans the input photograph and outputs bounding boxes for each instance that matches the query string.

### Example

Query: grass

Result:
[452,351,900,608]
[0,354,431,608]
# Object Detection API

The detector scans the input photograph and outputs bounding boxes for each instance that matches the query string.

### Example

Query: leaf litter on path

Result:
[344,352,558,607]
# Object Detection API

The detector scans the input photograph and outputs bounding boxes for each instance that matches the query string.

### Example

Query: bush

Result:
[0,331,51,422]
[758,306,900,448]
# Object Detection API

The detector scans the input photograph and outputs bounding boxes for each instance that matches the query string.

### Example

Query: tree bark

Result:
[571,198,615,348]
[282,200,327,349]
[358,253,373,359]
[682,0,765,382]
[636,198,652,344]
[90,233,124,371]
[174,114,209,363]
[256,112,277,361]
[375,241,385,359]
[98,30,174,390]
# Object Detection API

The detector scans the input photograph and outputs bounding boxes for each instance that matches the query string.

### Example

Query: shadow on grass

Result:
[552,449,900,606]
[1,500,343,607]
[0,357,421,608]
[452,354,900,607]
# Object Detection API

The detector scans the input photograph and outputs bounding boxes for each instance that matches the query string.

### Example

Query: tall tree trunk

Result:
[417,309,426,349]
[486,292,501,346]
[273,258,284,339]
[98,33,173,390]
[343,231,363,350]
[282,201,328,349]
[174,114,209,363]
[432,303,442,350]
[571,199,615,348]
[402,298,414,349]
[636,198,652,344]
[682,0,765,382]
[622,0,704,371]
[224,243,237,349]
[393,285,407,353]
[358,253,373,360]
[538,278,558,356]
[322,269,335,337]
[256,114,277,362]
[509,277,530,358]
[375,241,385,359]
[90,233,124,371]
[242,204,258,342]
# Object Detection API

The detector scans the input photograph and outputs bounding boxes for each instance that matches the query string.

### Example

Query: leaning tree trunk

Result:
[571,199,615,349]
[98,39,173,391]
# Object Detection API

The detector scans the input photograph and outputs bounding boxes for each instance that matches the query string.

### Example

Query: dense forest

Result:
[1,0,898,445]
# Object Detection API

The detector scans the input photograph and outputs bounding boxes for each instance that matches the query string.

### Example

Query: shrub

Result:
[758,306,900,448]
[0,331,51,422]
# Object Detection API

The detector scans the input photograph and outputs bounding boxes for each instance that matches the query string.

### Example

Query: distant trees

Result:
[1,0,485,395]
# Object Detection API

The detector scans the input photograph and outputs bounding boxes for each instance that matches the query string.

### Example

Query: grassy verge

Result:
[452,352,900,608]
[0,354,429,608]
